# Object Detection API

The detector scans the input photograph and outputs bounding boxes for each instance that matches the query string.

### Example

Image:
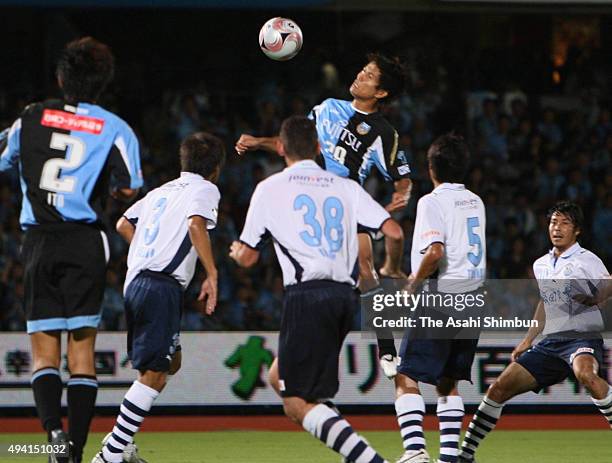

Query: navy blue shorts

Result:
[517,337,604,392]
[278,280,356,402]
[398,336,479,385]
[125,270,183,372]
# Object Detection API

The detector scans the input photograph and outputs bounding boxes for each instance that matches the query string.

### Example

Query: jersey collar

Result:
[434,183,466,192]
[285,159,321,170]
[180,171,205,180]
[549,242,582,261]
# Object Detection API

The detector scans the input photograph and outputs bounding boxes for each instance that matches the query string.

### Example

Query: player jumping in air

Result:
[236,53,412,376]
[458,201,611,462]
[91,132,224,463]
[231,116,404,463]
[395,134,486,463]
[0,37,143,463]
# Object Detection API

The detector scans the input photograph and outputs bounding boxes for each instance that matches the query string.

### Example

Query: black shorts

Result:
[398,337,479,385]
[517,337,604,392]
[22,223,109,334]
[357,225,384,241]
[278,280,356,402]
[125,270,183,372]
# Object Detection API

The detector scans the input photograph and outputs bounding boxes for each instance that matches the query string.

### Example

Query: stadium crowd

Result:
[0,38,610,332]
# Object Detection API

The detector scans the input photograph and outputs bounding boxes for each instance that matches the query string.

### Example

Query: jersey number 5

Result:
[39,133,86,193]
[294,194,344,253]
[466,216,483,267]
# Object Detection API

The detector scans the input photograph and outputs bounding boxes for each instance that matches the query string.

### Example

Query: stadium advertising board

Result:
[0,332,609,408]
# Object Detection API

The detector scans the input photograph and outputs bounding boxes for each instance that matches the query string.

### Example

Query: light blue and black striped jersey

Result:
[0,99,143,230]
[308,98,411,184]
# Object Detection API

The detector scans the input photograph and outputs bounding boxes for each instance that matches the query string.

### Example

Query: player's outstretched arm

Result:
[229,240,260,268]
[511,300,545,361]
[116,216,136,244]
[111,187,139,202]
[235,134,280,155]
[379,218,406,278]
[188,215,218,315]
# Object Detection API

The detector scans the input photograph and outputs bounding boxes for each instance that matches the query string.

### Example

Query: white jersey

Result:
[240,160,390,287]
[123,172,220,292]
[411,183,486,293]
[533,243,609,336]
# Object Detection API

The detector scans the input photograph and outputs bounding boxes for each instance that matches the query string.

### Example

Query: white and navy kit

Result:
[240,160,390,401]
[0,100,143,333]
[122,172,220,371]
[410,183,486,293]
[399,183,487,385]
[308,98,411,185]
[517,243,609,391]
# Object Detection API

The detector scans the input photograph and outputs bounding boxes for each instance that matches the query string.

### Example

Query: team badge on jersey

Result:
[356,122,371,135]
[564,263,574,276]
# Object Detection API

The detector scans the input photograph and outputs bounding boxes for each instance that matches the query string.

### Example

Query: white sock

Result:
[303,403,387,463]
[395,393,426,451]
[592,385,612,429]
[103,381,159,462]
[460,396,504,460]
[437,396,464,463]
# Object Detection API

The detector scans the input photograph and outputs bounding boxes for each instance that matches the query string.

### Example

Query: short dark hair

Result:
[179,132,226,179]
[56,37,115,103]
[547,201,584,232]
[367,52,407,101]
[427,133,470,183]
[279,116,318,160]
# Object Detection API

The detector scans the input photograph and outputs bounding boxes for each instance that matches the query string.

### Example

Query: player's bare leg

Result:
[573,354,612,428]
[268,358,281,395]
[66,328,98,462]
[459,363,538,462]
[358,233,398,379]
[393,373,429,462]
[283,396,389,463]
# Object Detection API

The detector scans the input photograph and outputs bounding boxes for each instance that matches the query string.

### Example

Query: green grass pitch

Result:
[1,431,610,462]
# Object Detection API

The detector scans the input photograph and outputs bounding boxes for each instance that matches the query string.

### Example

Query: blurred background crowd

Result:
[0,7,610,331]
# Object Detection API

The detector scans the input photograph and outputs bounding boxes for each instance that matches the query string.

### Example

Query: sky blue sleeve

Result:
[0,118,21,172]
[115,122,143,189]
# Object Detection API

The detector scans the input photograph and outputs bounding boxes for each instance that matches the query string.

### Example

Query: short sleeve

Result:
[123,197,144,226]
[239,183,270,249]
[413,195,445,253]
[188,184,221,230]
[354,182,391,231]
[108,123,143,189]
[0,118,21,171]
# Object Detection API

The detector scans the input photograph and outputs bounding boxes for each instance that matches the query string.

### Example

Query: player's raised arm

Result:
[188,215,218,314]
[235,133,279,155]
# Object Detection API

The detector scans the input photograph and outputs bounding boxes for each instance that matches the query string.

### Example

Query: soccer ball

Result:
[259,17,303,61]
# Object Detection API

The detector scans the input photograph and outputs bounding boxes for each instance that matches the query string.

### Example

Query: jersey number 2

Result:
[39,133,86,193]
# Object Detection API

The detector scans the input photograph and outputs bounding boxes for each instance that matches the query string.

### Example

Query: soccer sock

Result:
[303,403,387,463]
[395,393,426,451]
[68,375,98,462]
[591,385,612,429]
[460,396,504,460]
[31,368,63,438]
[102,381,159,463]
[437,396,464,463]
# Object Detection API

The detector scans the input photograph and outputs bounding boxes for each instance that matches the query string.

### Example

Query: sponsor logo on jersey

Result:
[288,174,334,186]
[41,109,105,135]
[563,263,574,276]
[321,119,362,152]
[356,122,371,135]
[454,198,479,209]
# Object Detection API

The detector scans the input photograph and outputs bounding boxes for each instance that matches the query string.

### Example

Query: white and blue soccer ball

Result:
[259,17,303,61]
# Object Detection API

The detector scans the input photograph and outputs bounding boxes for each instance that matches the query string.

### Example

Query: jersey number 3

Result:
[40,133,86,193]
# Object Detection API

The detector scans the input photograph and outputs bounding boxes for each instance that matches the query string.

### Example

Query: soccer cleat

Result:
[48,429,71,463]
[379,354,400,379]
[395,448,430,463]
[101,433,148,463]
